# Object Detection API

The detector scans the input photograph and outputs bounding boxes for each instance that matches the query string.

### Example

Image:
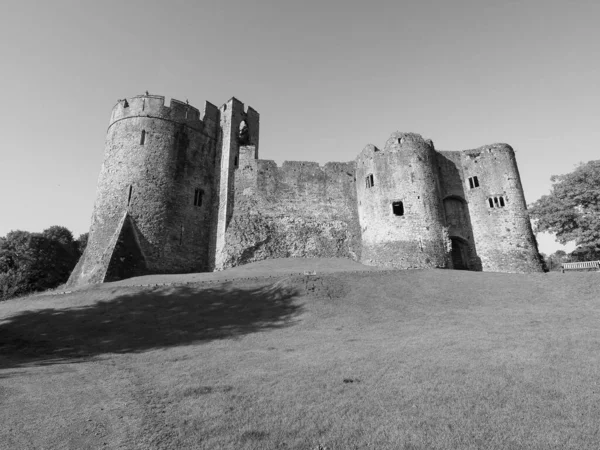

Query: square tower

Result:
[210,97,260,270]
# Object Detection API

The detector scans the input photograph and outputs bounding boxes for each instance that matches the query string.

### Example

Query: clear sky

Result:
[1,0,598,255]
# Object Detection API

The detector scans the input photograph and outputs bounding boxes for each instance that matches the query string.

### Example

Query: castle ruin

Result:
[67,94,543,287]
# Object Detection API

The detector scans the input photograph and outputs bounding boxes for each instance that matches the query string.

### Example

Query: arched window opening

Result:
[238,120,249,145]
[499,197,505,207]
[140,130,146,145]
[488,198,494,208]
[493,197,499,207]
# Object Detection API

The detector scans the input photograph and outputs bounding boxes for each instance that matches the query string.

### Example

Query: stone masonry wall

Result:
[217,158,361,269]
[356,133,450,269]
[436,151,481,270]
[211,98,260,270]
[458,144,543,272]
[68,96,218,286]
[69,92,543,286]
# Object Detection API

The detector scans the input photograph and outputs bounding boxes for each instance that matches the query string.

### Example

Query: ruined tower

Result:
[356,133,450,269]
[211,98,260,270]
[446,144,543,272]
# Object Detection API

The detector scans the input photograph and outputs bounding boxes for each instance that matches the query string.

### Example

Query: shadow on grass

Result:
[0,281,303,370]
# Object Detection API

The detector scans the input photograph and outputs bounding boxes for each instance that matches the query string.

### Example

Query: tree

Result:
[75,232,89,256]
[0,227,81,300]
[543,250,569,271]
[529,160,600,259]
[42,226,74,248]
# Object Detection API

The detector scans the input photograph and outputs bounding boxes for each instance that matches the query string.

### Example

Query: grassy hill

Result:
[1,259,600,449]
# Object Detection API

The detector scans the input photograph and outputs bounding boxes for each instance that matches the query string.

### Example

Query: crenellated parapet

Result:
[108,94,220,137]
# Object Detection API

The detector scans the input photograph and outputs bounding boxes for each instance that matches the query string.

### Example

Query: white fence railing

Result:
[562,261,600,272]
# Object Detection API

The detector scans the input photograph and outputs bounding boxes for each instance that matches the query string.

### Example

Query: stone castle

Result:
[67,94,543,286]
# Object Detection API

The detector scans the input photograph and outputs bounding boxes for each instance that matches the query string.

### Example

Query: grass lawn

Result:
[1,260,600,449]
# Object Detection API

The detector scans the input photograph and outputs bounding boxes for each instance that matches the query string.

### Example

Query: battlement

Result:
[108,94,220,135]
[221,97,260,116]
[219,97,260,154]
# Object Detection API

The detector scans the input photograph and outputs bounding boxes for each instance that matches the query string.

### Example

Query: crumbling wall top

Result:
[356,132,435,163]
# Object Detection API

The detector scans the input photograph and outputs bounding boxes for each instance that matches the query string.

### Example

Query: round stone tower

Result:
[356,132,450,269]
[68,94,220,286]
[461,144,543,272]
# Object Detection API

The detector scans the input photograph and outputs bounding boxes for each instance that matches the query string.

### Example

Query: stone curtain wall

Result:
[356,133,450,269]
[216,158,361,269]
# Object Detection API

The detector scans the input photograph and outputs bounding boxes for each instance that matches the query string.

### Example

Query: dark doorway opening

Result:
[451,237,469,270]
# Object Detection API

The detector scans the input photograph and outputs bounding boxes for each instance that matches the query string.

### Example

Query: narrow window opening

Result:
[499,196,505,207]
[488,198,494,208]
[366,173,374,188]
[140,130,146,145]
[234,155,238,167]
[493,197,499,207]
[392,201,404,216]
[194,188,204,207]
[123,99,129,108]
[127,185,133,206]
[468,176,480,189]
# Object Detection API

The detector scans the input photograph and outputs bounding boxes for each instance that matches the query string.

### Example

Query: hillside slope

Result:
[1,263,600,449]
